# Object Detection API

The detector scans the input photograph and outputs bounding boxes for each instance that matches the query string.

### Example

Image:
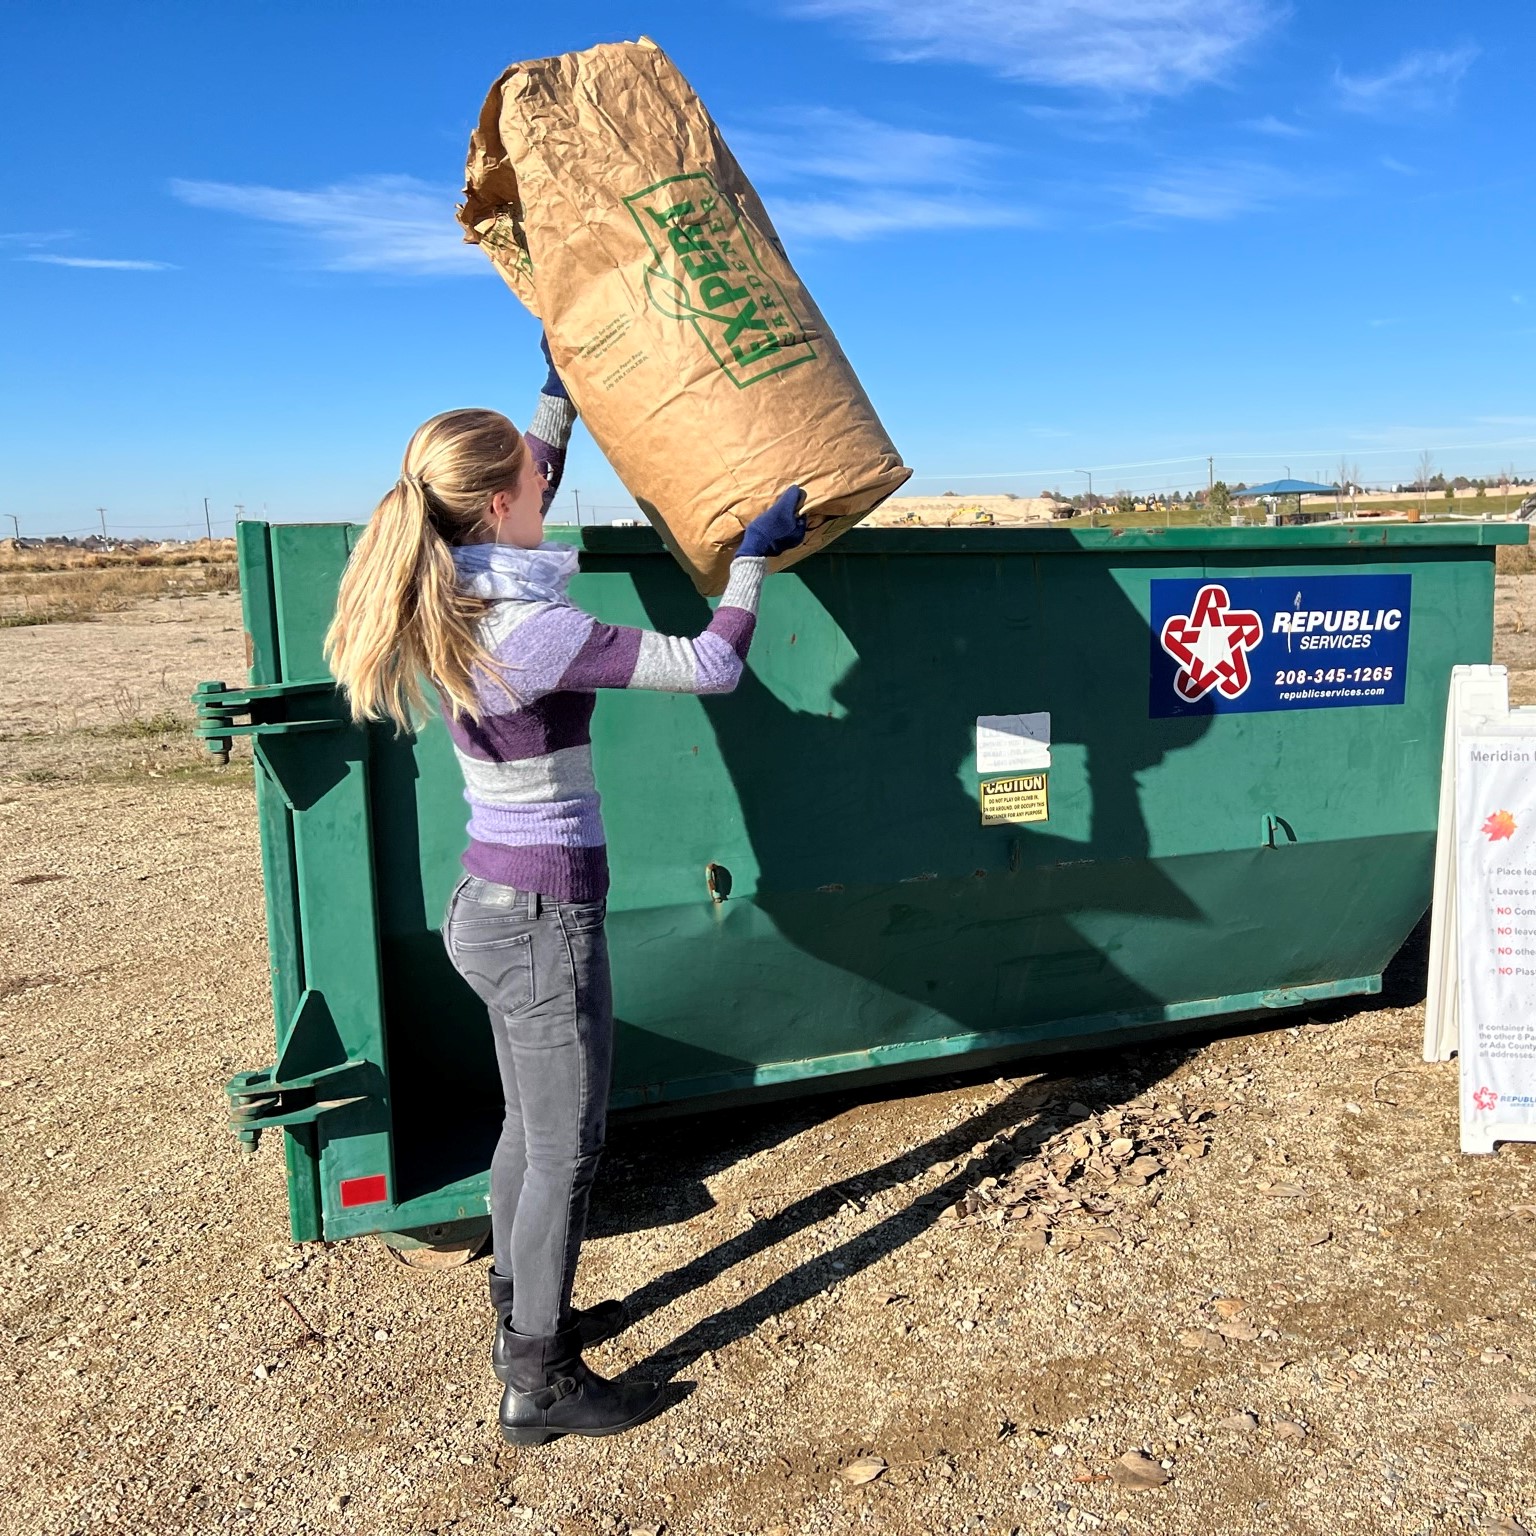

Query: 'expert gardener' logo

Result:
[625,173,816,389]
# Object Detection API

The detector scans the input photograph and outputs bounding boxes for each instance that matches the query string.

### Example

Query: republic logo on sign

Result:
[625,172,817,389]
[1158,583,1263,702]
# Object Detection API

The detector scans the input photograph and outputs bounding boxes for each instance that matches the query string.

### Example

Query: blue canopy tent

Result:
[1238,477,1339,523]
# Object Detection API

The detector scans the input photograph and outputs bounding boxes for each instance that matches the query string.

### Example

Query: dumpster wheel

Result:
[378,1219,491,1271]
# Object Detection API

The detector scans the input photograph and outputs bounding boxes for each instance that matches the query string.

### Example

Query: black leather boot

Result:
[497,1324,661,1446]
[488,1269,629,1383]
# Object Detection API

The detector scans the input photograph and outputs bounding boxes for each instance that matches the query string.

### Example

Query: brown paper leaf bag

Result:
[459,38,911,594]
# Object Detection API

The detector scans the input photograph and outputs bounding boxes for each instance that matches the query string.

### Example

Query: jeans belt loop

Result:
[527,891,542,919]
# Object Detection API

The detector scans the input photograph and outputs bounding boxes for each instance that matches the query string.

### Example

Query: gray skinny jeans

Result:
[442,875,613,1338]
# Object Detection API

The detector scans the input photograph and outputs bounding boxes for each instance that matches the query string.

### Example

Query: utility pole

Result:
[1207,456,1214,495]
[203,497,213,543]
[1074,469,1092,526]
[6,514,18,540]
[233,503,244,528]
[97,507,107,542]
[572,489,582,526]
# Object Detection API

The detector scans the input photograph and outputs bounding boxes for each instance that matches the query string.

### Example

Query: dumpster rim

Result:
[253,519,1528,554]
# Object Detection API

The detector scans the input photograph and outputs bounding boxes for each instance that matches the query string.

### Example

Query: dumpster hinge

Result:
[192,677,344,764]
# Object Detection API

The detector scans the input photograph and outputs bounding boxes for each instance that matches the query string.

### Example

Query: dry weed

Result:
[0,539,236,574]
[0,551,239,624]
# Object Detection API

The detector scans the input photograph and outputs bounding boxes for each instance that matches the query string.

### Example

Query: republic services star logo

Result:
[1473,1086,1498,1112]
[1159,584,1264,702]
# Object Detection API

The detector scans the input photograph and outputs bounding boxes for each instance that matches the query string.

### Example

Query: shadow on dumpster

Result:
[384,544,1221,1214]
[381,542,1216,1214]
[631,546,1214,1040]
[580,547,1223,1363]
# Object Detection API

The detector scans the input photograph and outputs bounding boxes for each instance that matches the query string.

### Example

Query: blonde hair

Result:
[325,408,528,728]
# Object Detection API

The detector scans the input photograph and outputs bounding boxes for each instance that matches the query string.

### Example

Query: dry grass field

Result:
[2,549,1535,1536]
[0,541,239,627]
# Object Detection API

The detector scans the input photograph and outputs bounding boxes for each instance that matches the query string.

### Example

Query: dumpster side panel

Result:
[230,522,1510,1239]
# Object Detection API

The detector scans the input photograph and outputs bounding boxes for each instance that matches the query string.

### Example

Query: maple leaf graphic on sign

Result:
[1482,809,1517,842]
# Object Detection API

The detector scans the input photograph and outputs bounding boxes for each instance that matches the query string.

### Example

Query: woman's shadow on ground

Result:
[587,543,1219,1389]
[594,909,1430,1391]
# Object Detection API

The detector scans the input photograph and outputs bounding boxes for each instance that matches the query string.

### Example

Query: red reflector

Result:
[339,1174,388,1208]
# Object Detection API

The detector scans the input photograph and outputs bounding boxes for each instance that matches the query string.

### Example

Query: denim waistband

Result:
[460,875,542,916]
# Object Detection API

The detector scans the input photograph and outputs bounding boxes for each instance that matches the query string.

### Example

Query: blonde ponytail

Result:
[325,409,529,729]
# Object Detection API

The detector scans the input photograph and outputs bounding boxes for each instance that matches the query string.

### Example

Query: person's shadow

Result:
[601,1037,1198,1385]
[597,892,1437,1388]
[579,536,1217,1373]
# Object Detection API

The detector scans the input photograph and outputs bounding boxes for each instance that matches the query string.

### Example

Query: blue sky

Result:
[2,0,1531,536]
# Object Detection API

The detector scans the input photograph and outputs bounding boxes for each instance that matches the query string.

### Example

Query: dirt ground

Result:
[4,582,1536,1536]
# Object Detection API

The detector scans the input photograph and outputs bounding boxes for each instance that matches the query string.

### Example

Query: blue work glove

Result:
[738,486,808,559]
[539,331,569,400]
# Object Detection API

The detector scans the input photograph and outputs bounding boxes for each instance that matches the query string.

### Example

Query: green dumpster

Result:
[196,518,1523,1248]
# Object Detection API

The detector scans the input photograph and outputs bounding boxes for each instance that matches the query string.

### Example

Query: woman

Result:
[324,341,806,1446]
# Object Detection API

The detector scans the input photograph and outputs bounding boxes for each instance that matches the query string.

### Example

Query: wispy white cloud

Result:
[771,192,1039,241]
[792,0,1281,95]
[23,254,175,271]
[1124,158,1312,222]
[731,108,993,189]
[1018,98,1152,133]
[1243,114,1306,137]
[0,230,75,247]
[170,174,479,275]
[1380,156,1417,176]
[731,109,1036,241]
[1335,45,1478,115]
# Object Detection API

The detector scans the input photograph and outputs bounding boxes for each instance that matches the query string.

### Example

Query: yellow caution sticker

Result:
[980,773,1049,826]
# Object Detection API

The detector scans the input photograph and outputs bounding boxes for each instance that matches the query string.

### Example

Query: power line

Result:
[906,435,1536,486]
[25,520,239,537]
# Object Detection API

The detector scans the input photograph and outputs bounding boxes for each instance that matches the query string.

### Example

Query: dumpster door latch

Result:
[225,989,374,1152]
[1262,813,1298,850]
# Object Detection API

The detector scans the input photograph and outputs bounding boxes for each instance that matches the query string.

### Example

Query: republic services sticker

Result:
[980,773,1049,826]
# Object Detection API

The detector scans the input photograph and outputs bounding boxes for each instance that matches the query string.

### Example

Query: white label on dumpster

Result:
[976,713,1051,773]
[1455,735,1536,1153]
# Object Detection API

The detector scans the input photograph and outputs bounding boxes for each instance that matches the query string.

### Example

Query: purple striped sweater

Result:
[442,537,765,901]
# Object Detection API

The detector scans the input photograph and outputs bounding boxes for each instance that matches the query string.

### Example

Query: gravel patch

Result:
[3,584,1535,1536]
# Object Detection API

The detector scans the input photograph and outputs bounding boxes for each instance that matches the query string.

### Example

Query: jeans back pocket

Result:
[448,923,536,1015]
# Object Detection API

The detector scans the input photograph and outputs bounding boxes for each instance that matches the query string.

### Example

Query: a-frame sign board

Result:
[1425,665,1536,1153]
